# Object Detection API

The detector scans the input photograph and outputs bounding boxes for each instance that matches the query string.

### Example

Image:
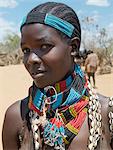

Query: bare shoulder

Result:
[3,100,23,127]
[2,100,23,149]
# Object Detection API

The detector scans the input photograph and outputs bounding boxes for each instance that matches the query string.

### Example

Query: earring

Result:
[71,51,77,57]
[71,45,78,57]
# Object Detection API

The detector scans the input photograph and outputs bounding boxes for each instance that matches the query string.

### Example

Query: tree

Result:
[3,32,20,52]
[96,27,113,66]
[81,16,97,51]
[81,15,113,67]
[0,32,22,66]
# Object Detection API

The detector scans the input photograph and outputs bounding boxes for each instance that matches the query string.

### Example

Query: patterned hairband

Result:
[20,13,75,38]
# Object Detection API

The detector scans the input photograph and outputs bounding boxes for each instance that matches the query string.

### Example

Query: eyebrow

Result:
[35,36,52,42]
[21,36,52,46]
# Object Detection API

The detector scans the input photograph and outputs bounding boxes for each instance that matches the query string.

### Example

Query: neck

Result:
[33,64,76,95]
[61,64,75,80]
[28,64,88,113]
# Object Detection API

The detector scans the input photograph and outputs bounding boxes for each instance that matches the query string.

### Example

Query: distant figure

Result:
[85,50,99,88]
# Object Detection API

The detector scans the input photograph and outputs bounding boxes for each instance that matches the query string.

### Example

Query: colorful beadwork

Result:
[28,64,102,150]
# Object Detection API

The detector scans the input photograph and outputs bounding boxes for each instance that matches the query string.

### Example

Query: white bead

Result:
[109,119,113,124]
[94,124,98,131]
[92,105,96,110]
[93,139,97,147]
[97,113,102,121]
[109,101,113,107]
[34,133,39,140]
[92,111,96,117]
[97,121,101,128]
[91,121,95,127]
[95,134,99,141]
[32,118,39,125]
[95,94,99,99]
[90,96,93,100]
[35,141,40,150]
[89,135,93,142]
[97,128,102,135]
[35,118,41,124]
[88,108,92,114]
[88,83,91,89]
[89,114,93,120]
[31,124,34,129]
[109,112,113,118]
[88,143,94,150]
[34,125,38,131]
[92,99,96,104]
[90,128,95,134]
[110,124,113,131]
[89,101,93,106]
[110,97,113,101]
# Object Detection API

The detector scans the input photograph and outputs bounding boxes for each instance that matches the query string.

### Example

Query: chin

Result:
[34,81,45,88]
[34,80,51,88]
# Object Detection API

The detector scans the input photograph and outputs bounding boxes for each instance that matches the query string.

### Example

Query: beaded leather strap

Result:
[108,97,113,149]
[87,82,102,150]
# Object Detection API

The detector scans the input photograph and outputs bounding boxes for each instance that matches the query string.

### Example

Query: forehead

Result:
[21,23,61,42]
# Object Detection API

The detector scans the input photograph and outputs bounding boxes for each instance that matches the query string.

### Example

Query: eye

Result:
[22,48,30,54]
[41,44,53,51]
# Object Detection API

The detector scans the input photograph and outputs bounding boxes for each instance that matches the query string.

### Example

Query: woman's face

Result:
[21,23,74,88]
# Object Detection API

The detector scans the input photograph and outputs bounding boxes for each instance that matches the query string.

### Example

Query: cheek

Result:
[45,49,64,64]
[44,48,72,71]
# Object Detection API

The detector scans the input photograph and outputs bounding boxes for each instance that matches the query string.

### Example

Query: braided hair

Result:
[21,2,81,49]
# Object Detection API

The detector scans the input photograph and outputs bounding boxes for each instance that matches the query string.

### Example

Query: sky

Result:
[0,0,113,41]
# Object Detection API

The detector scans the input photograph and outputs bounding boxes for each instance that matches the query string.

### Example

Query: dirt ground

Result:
[0,64,113,150]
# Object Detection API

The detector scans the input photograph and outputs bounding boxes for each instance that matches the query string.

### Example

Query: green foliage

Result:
[0,32,23,66]
[0,32,20,53]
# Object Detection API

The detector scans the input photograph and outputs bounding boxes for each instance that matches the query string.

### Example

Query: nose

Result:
[27,52,42,65]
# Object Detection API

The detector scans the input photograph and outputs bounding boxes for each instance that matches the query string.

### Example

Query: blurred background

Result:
[0,0,113,149]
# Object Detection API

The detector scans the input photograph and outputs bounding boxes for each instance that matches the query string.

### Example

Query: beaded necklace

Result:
[28,65,102,150]
[108,96,113,148]
[87,81,102,150]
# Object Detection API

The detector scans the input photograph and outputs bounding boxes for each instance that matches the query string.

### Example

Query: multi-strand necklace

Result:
[108,96,113,148]
[87,81,102,150]
[28,65,102,150]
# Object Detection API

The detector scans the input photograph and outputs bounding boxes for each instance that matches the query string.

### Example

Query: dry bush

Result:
[0,48,23,66]
[99,65,111,74]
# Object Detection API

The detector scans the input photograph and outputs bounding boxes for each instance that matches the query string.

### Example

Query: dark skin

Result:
[21,23,75,88]
[2,23,112,150]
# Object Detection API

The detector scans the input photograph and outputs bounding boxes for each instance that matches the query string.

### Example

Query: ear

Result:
[70,37,80,57]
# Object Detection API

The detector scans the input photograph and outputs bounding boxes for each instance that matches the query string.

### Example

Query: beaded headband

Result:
[20,12,77,38]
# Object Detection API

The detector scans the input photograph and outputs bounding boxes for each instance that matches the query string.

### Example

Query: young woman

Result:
[2,2,113,150]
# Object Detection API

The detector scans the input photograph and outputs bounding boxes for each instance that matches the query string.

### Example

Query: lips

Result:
[31,69,46,78]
